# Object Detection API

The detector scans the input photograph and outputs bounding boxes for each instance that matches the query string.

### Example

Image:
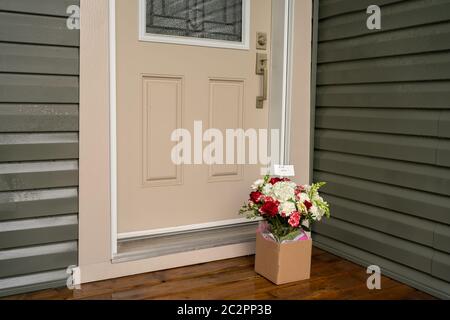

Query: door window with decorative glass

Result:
[139,0,250,49]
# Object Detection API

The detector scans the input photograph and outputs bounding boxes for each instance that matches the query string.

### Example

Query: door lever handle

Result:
[256,53,268,109]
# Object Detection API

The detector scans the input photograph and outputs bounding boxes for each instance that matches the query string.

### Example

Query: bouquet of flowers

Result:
[239,175,330,242]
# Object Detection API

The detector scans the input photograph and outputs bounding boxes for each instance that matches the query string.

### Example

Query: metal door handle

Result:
[256,53,268,109]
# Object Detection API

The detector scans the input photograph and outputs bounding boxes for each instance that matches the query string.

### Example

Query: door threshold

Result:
[113,221,258,263]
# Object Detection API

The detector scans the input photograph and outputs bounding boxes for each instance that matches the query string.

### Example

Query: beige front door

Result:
[116,0,272,233]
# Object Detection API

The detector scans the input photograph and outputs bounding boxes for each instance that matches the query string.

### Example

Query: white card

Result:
[273,164,295,177]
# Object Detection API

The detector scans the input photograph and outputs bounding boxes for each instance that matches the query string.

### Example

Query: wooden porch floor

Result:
[3,247,435,300]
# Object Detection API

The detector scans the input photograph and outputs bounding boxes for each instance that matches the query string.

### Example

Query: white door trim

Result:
[108,0,296,258]
[109,0,118,256]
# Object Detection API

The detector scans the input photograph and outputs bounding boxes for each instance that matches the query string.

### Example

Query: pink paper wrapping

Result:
[256,221,310,243]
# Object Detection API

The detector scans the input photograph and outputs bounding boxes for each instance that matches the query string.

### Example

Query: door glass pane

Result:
[145,0,243,42]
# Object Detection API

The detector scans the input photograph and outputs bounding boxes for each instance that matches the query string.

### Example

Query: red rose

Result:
[250,191,263,203]
[295,186,304,195]
[288,211,301,227]
[269,177,291,185]
[304,200,313,210]
[259,200,279,217]
[269,177,282,185]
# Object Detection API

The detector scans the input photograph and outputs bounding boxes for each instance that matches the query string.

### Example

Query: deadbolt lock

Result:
[256,32,267,50]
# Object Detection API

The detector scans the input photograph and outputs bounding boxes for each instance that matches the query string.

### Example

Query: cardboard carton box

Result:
[254,232,312,285]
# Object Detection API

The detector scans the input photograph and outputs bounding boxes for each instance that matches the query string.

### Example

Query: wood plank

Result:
[1,251,435,300]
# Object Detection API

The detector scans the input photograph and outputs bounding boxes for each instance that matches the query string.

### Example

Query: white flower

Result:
[251,179,264,190]
[299,193,310,203]
[313,193,323,202]
[309,205,323,221]
[271,181,296,202]
[279,201,296,217]
[262,183,273,195]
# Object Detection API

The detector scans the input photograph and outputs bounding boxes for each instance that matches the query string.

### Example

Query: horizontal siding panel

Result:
[0,74,79,103]
[314,171,450,224]
[434,225,450,253]
[314,0,450,299]
[318,22,450,63]
[0,241,77,278]
[0,215,78,250]
[0,104,79,132]
[0,161,78,192]
[316,108,439,136]
[313,234,450,299]
[321,194,435,246]
[0,188,78,221]
[0,133,78,162]
[0,12,79,46]
[312,218,433,273]
[437,139,450,167]
[0,0,79,17]
[317,52,450,85]
[319,0,404,20]
[315,150,450,195]
[319,0,450,42]
[0,269,67,297]
[0,3,80,296]
[317,82,450,109]
[439,110,450,138]
[315,129,439,165]
[432,251,450,282]
[0,43,79,75]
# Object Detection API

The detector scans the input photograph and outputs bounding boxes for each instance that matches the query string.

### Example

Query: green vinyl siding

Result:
[312,0,450,299]
[0,0,79,297]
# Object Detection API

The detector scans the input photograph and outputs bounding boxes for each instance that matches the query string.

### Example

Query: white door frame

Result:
[108,0,295,258]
